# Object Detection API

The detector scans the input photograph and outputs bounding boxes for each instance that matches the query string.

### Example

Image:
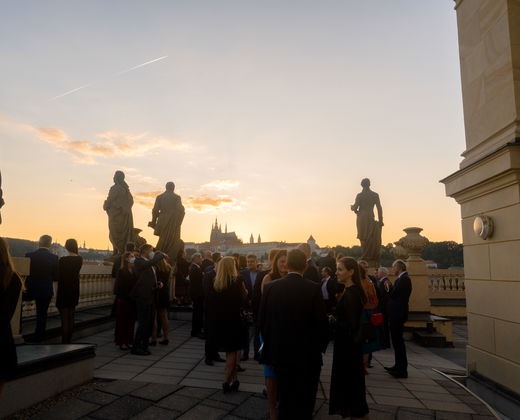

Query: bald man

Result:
[297,243,320,283]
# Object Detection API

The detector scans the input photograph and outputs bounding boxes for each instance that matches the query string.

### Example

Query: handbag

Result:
[370,312,384,327]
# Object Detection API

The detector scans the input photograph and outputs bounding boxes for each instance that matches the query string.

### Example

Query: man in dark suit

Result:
[375,266,392,349]
[320,266,341,315]
[385,259,412,378]
[318,250,337,275]
[297,243,320,283]
[131,244,165,355]
[200,250,214,273]
[25,235,59,342]
[189,253,204,338]
[240,254,265,361]
[259,249,329,420]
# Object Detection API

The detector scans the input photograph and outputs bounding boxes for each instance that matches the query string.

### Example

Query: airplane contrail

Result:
[49,55,169,101]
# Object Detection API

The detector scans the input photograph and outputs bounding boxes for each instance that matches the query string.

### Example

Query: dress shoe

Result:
[222,382,232,394]
[384,365,397,372]
[131,348,150,356]
[205,358,215,366]
[231,380,240,392]
[389,370,408,379]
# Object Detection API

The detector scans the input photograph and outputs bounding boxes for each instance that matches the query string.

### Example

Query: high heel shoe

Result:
[222,382,232,394]
[231,380,240,392]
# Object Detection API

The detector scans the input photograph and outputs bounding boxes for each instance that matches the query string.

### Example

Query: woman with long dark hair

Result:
[0,238,21,395]
[151,256,171,345]
[329,257,369,420]
[259,249,288,420]
[56,238,83,343]
[114,251,137,350]
[207,256,247,393]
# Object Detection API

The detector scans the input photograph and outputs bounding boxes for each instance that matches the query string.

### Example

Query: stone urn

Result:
[391,244,409,261]
[395,227,429,262]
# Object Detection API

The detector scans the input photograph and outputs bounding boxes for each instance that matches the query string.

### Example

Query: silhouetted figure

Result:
[25,235,58,342]
[103,170,134,255]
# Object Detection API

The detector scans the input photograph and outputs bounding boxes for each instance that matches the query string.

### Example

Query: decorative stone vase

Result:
[391,244,408,260]
[395,227,429,262]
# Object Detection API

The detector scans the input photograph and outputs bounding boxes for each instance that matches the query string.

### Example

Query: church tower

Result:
[257,234,261,243]
[250,233,254,244]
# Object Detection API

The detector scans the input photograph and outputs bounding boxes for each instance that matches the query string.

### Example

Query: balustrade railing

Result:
[21,264,114,319]
[427,269,465,292]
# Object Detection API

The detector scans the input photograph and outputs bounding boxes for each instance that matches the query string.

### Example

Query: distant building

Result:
[210,218,242,248]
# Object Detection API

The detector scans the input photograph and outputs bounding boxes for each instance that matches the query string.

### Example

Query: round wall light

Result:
[473,215,494,240]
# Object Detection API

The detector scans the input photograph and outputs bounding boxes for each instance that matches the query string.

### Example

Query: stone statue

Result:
[103,170,134,255]
[0,171,4,224]
[148,182,185,260]
[351,178,383,265]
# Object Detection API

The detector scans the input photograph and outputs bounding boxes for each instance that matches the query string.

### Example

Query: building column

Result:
[442,0,520,397]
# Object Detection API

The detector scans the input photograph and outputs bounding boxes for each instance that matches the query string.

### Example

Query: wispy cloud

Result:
[202,179,240,191]
[50,55,168,100]
[134,190,243,213]
[1,117,191,164]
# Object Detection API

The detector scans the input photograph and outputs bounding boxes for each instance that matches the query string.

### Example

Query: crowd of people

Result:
[1,235,413,419]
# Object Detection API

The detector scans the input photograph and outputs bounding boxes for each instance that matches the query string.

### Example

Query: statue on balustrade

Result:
[0,170,4,224]
[103,170,134,255]
[148,182,185,260]
[350,178,383,266]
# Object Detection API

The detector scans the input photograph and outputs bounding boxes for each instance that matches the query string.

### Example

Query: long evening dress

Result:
[329,284,369,418]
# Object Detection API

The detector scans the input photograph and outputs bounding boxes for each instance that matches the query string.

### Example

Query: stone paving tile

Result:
[78,389,120,405]
[89,395,153,420]
[99,363,147,373]
[201,399,237,412]
[94,369,137,380]
[31,399,100,420]
[110,357,157,367]
[176,404,228,420]
[209,389,253,405]
[130,383,182,401]
[156,394,200,412]
[180,377,224,389]
[373,395,425,408]
[230,396,268,420]
[174,386,219,400]
[96,380,148,396]
[411,391,462,403]
[369,386,415,398]
[142,367,189,377]
[132,373,183,384]
[434,411,472,420]
[396,407,435,419]
[129,405,181,420]
[421,400,475,413]
[401,383,450,394]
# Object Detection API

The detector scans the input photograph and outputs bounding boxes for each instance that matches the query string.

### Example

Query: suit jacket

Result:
[259,273,329,368]
[189,263,204,300]
[388,272,412,323]
[201,259,214,273]
[318,256,337,274]
[323,277,341,301]
[304,259,321,283]
[240,269,264,298]
[25,248,59,299]
[131,253,165,304]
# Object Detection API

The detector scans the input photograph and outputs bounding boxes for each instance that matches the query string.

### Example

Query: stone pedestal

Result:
[443,0,520,399]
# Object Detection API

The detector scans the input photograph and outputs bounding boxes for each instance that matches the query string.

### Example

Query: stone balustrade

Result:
[20,264,114,319]
[428,269,465,292]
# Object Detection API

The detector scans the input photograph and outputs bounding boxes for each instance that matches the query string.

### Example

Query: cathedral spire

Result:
[250,233,254,244]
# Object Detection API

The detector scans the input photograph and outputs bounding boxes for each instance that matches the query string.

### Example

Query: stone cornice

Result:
[441,140,520,203]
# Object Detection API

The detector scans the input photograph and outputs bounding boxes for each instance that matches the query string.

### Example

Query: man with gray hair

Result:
[376,266,392,349]
[385,259,412,378]
[25,235,59,342]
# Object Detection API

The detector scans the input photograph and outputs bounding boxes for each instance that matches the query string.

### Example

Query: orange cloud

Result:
[2,118,192,164]
[134,191,242,213]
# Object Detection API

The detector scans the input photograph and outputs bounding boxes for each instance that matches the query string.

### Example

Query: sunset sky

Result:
[0,0,464,249]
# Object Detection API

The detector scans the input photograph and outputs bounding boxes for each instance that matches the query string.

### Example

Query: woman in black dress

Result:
[114,252,137,350]
[151,257,171,345]
[56,239,83,344]
[329,257,369,420]
[208,256,247,393]
[0,237,22,395]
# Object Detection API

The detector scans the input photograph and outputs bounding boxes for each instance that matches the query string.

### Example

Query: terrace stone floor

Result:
[10,320,498,419]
